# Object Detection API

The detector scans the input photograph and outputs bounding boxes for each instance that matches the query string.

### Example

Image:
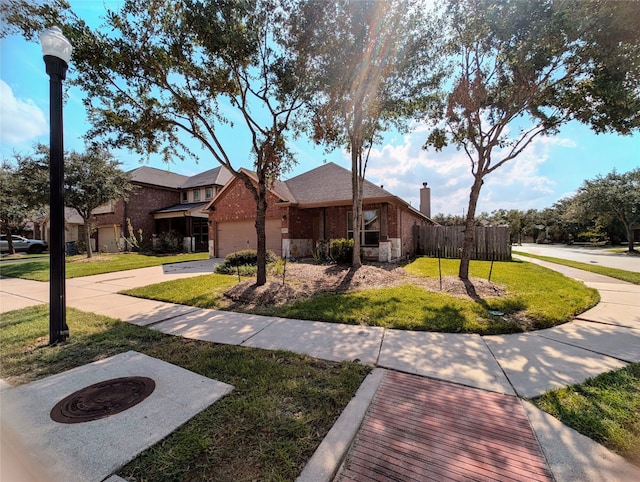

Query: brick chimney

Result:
[420,182,431,218]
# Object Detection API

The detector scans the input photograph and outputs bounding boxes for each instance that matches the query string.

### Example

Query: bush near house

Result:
[215,249,278,275]
[329,238,354,264]
[152,231,184,254]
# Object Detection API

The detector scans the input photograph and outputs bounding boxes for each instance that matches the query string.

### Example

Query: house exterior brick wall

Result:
[287,207,317,239]
[400,207,430,257]
[209,180,284,223]
[92,185,180,248]
[208,179,286,254]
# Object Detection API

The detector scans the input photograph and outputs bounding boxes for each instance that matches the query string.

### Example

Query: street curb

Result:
[296,368,385,482]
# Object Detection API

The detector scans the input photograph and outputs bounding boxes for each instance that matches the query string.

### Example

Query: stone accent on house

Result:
[287,239,314,258]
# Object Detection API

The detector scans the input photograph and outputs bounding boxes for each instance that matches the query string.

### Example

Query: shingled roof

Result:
[127,165,232,189]
[182,166,232,188]
[127,166,189,189]
[282,162,392,205]
[205,162,429,220]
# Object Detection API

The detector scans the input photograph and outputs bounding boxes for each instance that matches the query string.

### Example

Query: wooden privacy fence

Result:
[413,225,512,261]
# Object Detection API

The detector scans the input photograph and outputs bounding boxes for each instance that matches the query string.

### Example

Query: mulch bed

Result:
[224,261,506,307]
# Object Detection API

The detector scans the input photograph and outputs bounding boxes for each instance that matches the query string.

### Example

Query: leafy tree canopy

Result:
[290,0,443,266]
[18,144,133,257]
[572,168,640,252]
[424,0,640,278]
[1,0,310,283]
[0,159,39,253]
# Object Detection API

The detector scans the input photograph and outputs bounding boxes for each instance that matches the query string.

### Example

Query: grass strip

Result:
[123,257,599,335]
[0,306,370,481]
[513,251,640,285]
[122,273,238,309]
[532,364,640,467]
[0,252,209,281]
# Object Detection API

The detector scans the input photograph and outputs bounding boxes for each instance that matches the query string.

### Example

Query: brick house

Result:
[92,165,231,252]
[205,162,435,261]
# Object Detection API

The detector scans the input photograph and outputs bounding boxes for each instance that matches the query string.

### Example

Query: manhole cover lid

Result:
[50,376,155,424]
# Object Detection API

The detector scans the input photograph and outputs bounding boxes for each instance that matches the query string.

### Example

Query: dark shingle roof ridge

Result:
[150,201,209,214]
[127,165,189,189]
[182,165,233,188]
[284,162,392,204]
[234,167,296,203]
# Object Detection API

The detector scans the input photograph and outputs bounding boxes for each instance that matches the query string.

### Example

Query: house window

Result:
[205,187,213,199]
[347,210,380,246]
[181,191,188,202]
[193,189,200,201]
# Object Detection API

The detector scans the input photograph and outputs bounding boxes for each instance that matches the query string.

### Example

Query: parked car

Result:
[0,235,48,254]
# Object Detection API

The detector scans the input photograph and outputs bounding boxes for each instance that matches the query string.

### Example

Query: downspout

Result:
[123,200,129,252]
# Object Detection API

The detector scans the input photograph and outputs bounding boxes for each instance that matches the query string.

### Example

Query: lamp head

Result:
[39,26,72,64]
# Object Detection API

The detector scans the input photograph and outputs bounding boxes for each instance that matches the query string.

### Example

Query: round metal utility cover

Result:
[50,376,156,424]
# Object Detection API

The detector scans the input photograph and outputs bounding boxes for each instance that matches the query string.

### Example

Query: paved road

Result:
[514,243,640,272]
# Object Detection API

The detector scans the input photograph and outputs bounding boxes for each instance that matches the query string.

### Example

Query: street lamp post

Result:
[40,26,72,344]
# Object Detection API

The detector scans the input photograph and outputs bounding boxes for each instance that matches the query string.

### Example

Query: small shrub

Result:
[75,240,86,254]
[268,258,286,276]
[215,249,277,274]
[313,240,330,264]
[123,218,144,252]
[226,249,277,265]
[153,231,184,254]
[330,238,354,264]
[577,230,607,243]
[216,263,257,276]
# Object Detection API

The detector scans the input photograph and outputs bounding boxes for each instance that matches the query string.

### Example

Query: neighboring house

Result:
[92,165,231,253]
[38,207,84,247]
[205,162,435,262]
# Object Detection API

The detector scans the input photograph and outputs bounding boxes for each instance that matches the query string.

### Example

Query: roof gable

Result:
[204,162,431,222]
[284,162,390,205]
[181,166,232,188]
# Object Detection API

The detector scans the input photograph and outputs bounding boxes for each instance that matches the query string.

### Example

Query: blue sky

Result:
[1,1,638,217]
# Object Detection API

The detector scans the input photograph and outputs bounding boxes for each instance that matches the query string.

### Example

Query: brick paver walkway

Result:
[338,371,553,481]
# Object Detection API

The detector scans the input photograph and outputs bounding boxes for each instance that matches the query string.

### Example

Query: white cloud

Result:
[0,80,48,144]
[359,123,577,216]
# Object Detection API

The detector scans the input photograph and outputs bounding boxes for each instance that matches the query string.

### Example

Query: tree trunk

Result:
[5,227,15,255]
[255,181,268,286]
[459,174,484,280]
[351,144,363,269]
[82,220,93,258]
[626,224,636,252]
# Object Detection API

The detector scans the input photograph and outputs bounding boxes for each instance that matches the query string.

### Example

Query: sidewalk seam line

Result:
[480,335,518,397]
[374,328,386,366]
[534,332,633,364]
[239,316,278,345]
[128,305,202,328]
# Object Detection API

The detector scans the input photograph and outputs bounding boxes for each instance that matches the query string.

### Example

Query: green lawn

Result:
[0,306,369,481]
[0,252,209,281]
[513,251,640,285]
[123,257,600,335]
[533,364,640,467]
[2,254,635,472]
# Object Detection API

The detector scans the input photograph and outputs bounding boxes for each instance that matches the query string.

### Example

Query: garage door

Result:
[217,220,281,258]
[97,226,121,253]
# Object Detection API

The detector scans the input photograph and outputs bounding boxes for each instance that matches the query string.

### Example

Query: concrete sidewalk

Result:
[1,257,639,481]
